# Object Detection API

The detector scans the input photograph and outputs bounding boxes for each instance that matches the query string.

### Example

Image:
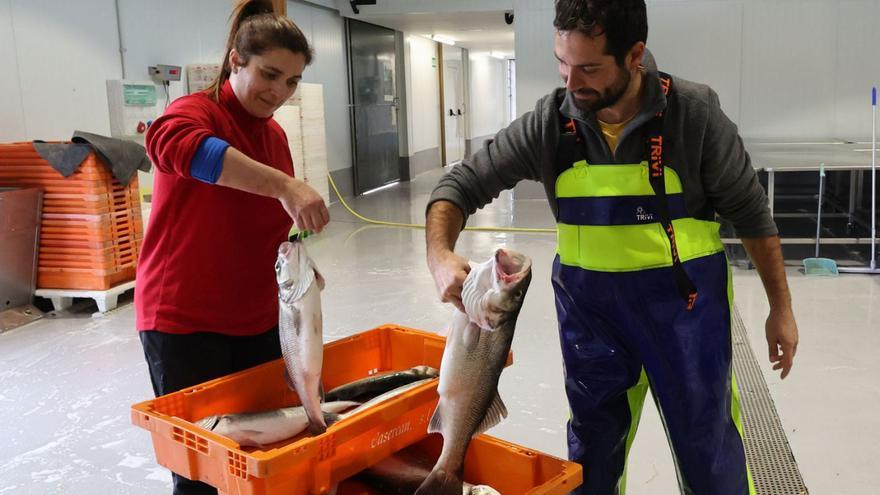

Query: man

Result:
[425,1,799,493]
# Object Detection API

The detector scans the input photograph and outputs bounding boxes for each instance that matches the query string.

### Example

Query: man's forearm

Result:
[426,200,465,257]
[217,147,291,199]
[742,236,792,310]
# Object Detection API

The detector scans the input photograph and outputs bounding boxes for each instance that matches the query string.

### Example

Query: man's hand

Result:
[278,178,330,233]
[765,306,798,379]
[742,236,799,380]
[427,249,471,312]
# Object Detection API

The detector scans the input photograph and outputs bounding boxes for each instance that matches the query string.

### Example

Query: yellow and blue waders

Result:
[553,74,755,494]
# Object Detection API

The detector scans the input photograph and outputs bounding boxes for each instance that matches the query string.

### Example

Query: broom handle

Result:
[817,165,825,258]
[870,87,876,269]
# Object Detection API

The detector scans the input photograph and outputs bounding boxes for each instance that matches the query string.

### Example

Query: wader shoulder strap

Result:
[648,72,699,310]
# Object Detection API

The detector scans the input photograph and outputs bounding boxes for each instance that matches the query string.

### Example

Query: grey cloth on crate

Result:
[72,131,151,185]
[32,142,92,177]
[33,131,151,186]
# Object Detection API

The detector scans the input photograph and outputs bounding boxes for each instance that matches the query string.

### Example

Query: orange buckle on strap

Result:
[686,292,698,311]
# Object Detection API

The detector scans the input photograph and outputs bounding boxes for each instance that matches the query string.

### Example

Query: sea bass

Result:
[343,377,437,417]
[325,366,439,403]
[275,240,327,434]
[416,248,532,495]
[195,401,359,448]
[349,446,501,494]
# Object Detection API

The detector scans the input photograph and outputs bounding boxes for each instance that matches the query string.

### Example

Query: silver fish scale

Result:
[276,243,325,433]
[435,313,516,463]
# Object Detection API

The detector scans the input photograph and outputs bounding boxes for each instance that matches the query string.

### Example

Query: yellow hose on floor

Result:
[327,172,555,234]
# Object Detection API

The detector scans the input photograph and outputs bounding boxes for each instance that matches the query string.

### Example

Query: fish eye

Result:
[274,260,282,273]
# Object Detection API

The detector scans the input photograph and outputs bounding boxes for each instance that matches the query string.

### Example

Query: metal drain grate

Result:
[732,307,809,495]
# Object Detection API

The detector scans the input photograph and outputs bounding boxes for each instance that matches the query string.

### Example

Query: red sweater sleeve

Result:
[145,95,217,177]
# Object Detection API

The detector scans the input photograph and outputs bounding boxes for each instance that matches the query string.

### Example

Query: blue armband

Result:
[190,137,230,184]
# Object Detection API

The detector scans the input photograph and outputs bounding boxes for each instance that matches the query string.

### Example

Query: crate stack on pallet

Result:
[0,142,143,291]
[280,82,330,204]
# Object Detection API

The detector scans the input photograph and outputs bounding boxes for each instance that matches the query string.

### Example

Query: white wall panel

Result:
[407,34,441,153]
[0,0,26,141]
[513,0,558,118]
[646,0,743,125]
[469,54,508,138]
[288,1,352,172]
[510,0,876,139]
[118,0,226,96]
[834,0,880,140]
[9,0,121,140]
[740,0,838,139]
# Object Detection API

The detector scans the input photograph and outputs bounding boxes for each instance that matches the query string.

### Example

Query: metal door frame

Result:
[345,18,402,196]
[438,43,447,168]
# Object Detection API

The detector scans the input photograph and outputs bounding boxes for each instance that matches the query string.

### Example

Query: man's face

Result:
[555,30,632,113]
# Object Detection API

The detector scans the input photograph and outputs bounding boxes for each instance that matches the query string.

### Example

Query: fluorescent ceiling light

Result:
[490,51,507,60]
[430,35,456,46]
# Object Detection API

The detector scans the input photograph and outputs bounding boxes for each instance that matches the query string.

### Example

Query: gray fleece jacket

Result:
[428,55,777,238]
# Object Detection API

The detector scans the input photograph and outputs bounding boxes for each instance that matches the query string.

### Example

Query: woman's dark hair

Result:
[207,0,314,99]
[553,0,647,66]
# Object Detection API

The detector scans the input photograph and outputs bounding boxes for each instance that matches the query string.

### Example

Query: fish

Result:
[192,372,437,450]
[468,486,501,495]
[415,248,532,495]
[275,240,328,435]
[194,401,359,448]
[346,446,502,494]
[343,377,437,417]
[325,366,439,403]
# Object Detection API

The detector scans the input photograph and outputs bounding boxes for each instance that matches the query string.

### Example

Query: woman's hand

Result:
[278,178,330,233]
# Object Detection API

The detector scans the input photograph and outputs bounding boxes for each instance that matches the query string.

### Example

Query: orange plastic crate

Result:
[336,434,582,495]
[37,264,136,290]
[41,186,140,213]
[0,161,113,180]
[0,177,121,193]
[39,214,143,242]
[40,232,143,250]
[0,141,146,290]
[129,325,565,495]
[0,146,115,180]
[0,143,141,217]
[41,208,143,231]
[38,242,139,270]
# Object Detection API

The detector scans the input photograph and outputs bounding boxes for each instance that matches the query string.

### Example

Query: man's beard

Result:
[571,66,631,113]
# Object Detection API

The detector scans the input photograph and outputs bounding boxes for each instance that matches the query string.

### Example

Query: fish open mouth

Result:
[494,249,530,284]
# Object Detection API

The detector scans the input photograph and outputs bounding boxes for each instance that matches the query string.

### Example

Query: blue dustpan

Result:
[803,164,838,276]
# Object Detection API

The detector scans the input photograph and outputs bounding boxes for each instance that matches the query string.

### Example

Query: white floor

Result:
[1,168,878,494]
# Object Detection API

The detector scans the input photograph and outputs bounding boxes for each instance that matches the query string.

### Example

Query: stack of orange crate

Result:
[0,142,143,290]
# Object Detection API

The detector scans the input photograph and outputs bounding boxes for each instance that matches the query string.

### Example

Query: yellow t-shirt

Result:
[598,115,636,154]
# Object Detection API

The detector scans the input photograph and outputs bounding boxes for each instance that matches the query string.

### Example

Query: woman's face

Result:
[228,47,306,118]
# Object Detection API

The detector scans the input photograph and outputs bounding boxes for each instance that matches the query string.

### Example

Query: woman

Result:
[136,2,327,493]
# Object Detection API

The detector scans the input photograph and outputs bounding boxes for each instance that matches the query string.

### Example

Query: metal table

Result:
[735,139,879,246]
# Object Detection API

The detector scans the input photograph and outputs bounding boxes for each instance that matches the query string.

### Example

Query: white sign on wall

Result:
[187,64,221,95]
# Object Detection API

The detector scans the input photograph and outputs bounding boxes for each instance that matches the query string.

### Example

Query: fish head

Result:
[462,248,532,329]
[275,241,306,287]
[411,365,440,378]
[276,241,325,294]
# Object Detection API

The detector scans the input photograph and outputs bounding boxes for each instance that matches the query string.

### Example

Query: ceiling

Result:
[352,10,515,55]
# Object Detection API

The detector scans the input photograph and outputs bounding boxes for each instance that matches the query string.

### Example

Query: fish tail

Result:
[414,468,462,495]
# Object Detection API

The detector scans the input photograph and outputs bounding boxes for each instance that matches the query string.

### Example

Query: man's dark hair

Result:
[554,0,647,66]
